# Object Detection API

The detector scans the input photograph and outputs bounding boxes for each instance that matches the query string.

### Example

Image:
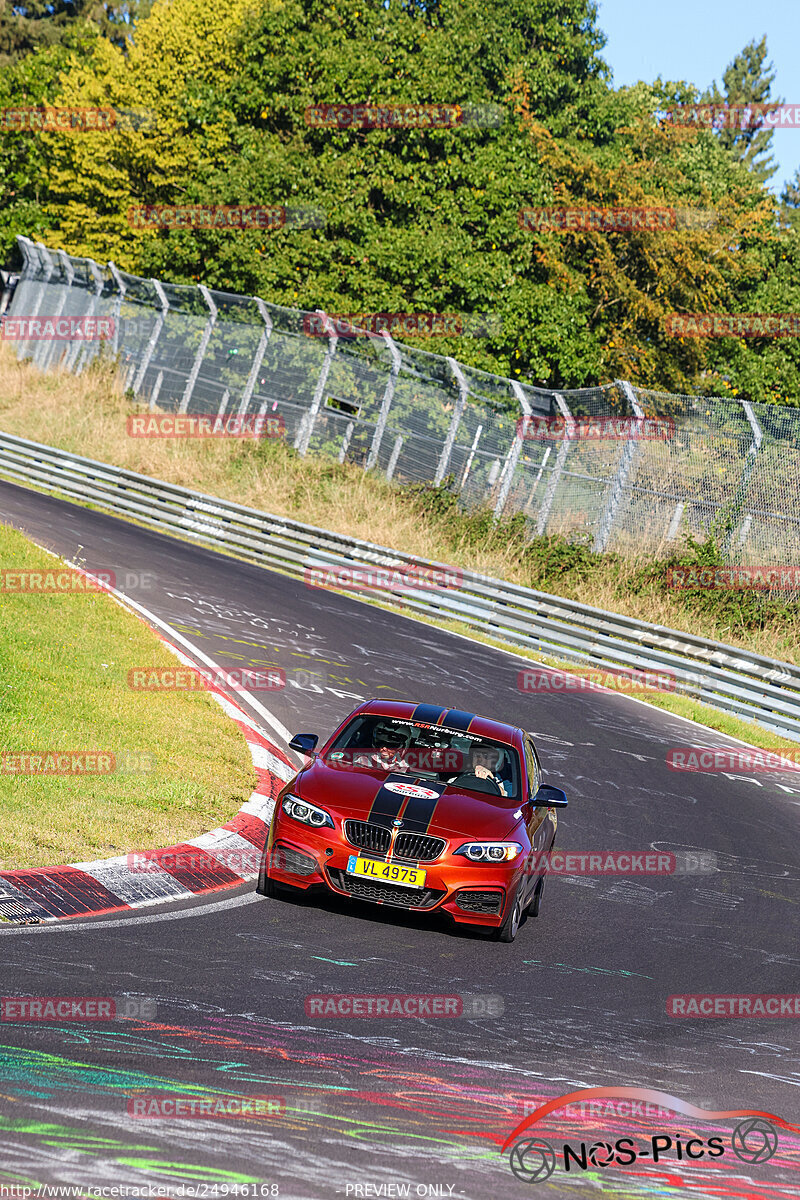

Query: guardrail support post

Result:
[459,423,483,491]
[26,243,55,367]
[237,298,273,417]
[107,261,126,356]
[149,370,164,411]
[179,285,217,413]
[434,358,469,486]
[38,249,74,372]
[737,513,753,549]
[720,402,763,555]
[494,381,532,518]
[534,393,574,535]
[338,421,355,464]
[666,501,685,541]
[386,434,403,481]
[367,331,401,470]
[593,380,644,553]
[133,280,169,397]
[296,311,337,455]
[73,259,106,376]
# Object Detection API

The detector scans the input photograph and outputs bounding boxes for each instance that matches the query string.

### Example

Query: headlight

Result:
[282,794,334,829]
[454,841,523,863]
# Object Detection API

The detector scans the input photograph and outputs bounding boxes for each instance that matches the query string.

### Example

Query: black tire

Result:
[530,872,546,918]
[494,883,524,943]
[256,850,279,898]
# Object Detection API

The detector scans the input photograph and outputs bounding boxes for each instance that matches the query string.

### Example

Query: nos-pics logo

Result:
[502,1088,795,1183]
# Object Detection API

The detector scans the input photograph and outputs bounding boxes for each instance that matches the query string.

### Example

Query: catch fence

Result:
[6,235,800,566]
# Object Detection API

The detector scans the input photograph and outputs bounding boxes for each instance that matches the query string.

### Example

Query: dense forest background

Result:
[2,0,800,404]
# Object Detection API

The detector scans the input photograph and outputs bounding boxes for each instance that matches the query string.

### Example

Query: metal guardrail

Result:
[1,429,799,743]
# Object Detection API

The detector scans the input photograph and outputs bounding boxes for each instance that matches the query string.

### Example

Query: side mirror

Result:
[289,733,318,755]
[534,783,568,808]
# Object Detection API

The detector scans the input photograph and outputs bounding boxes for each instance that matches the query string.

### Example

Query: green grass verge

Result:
[0,522,256,870]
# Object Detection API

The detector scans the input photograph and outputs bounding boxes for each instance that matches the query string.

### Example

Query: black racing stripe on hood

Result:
[440,708,475,730]
[368,773,410,828]
[398,781,448,834]
[411,703,446,725]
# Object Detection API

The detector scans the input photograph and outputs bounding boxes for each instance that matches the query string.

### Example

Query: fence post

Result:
[107,261,127,356]
[494,381,532,518]
[366,331,401,469]
[38,249,74,372]
[72,259,105,376]
[132,281,169,396]
[534,393,574,536]
[149,371,164,410]
[25,243,55,366]
[459,423,483,491]
[666,501,685,541]
[434,358,469,486]
[237,298,273,417]
[179,285,217,413]
[720,401,763,554]
[592,380,644,553]
[296,310,337,455]
[338,421,355,464]
[386,434,403,481]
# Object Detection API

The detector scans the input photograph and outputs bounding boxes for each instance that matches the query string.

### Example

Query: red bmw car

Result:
[257,700,566,941]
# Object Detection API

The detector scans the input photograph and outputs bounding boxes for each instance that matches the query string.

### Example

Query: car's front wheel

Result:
[256,849,281,898]
[529,873,546,917]
[494,884,524,943]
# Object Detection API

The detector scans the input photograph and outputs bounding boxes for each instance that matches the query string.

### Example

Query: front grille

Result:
[345,821,391,854]
[272,844,318,876]
[394,833,446,862]
[455,889,504,915]
[327,869,444,910]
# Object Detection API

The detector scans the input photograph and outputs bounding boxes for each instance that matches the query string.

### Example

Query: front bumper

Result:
[265,817,529,928]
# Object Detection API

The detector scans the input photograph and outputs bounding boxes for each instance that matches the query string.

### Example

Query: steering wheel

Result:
[450,771,502,796]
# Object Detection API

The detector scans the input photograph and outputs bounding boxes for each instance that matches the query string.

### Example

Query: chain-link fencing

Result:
[5,235,800,568]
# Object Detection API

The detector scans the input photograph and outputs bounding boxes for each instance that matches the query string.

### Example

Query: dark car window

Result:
[326,714,521,799]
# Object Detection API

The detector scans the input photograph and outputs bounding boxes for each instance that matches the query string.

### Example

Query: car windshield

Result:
[325,714,520,800]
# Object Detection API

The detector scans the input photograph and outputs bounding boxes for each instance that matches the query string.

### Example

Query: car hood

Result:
[292,759,522,841]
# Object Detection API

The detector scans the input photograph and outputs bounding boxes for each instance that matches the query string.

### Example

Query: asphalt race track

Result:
[1,476,799,1199]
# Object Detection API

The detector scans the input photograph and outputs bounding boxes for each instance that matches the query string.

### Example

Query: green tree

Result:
[0,0,135,66]
[700,36,779,185]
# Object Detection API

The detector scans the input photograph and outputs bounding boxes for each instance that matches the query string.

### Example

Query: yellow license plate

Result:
[346,855,426,888]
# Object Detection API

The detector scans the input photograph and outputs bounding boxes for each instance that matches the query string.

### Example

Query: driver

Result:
[365,721,410,773]
[470,745,511,796]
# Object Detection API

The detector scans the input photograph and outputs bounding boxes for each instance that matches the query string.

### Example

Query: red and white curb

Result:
[0,618,296,925]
